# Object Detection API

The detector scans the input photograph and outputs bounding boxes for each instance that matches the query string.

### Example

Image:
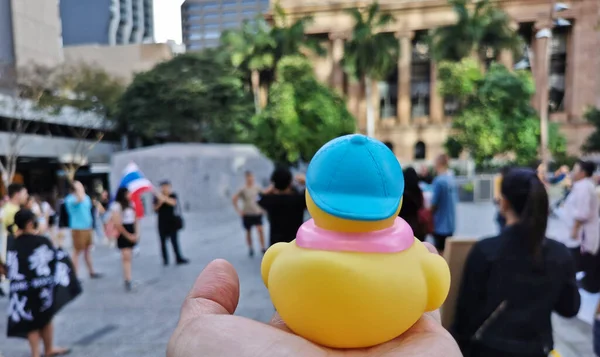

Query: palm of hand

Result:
[168,260,461,357]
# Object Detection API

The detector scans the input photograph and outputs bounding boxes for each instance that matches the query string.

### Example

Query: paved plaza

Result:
[0,202,596,357]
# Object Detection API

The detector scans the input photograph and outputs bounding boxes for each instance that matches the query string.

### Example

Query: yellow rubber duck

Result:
[261,134,451,348]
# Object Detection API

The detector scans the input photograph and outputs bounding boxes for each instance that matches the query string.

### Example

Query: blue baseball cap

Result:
[306,134,404,221]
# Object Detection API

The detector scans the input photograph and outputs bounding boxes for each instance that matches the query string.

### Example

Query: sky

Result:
[153,0,185,44]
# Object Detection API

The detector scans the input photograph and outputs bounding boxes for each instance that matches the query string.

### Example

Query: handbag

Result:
[173,197,184,231]
[417,207,434,235]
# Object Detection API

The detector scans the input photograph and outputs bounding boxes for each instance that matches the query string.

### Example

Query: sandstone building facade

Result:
[269,0,600,161]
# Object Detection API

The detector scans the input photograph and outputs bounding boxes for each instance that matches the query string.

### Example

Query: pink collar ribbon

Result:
[296,217,414,253]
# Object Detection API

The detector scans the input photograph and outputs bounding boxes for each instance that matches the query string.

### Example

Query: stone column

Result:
[532,19,552,113]
[499,21,518,70]
[329,32,346,94]
[397,31,414,126]
[564,9,599,120]
[429,61,444,124]
[499,49,514,70]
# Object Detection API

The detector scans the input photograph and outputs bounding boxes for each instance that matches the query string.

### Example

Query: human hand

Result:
[295,174,306,185]
[128,233,138,242]
[262,185,275,195]
[167,252,461,356]
[571,228,579,240]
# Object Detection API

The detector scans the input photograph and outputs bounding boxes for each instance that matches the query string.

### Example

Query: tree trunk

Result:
[251,70,261,114]
[365,76,375,138]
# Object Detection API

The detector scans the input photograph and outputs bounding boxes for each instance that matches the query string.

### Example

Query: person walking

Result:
[452,167,580,357]
[398,167,427,241]
[153,181,188,266]
[562,160,600,291]
[430,154,458,254]
[6,209,80,357]
[232,171,266,257]
[109,187,139,292]
[64,181,102,279]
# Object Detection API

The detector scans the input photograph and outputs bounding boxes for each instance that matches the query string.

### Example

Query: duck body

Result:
[261,134,451,348]
[262,235,449,348]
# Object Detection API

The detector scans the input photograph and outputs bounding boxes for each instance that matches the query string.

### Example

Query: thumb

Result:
[178,259,240,323]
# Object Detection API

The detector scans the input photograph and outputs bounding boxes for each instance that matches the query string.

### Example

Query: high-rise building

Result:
[60,0,154,46]
[181,0,269,51]
[0,0,63,71]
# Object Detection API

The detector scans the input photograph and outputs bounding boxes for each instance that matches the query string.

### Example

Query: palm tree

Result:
[220,6,326,113]
[270,5,326,61]
[220,18,276,113]
[430,0,523,65]
[342,2,400,138]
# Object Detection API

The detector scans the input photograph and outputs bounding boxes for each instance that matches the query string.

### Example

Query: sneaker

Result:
[133,246,141,256]
[90,273,104,279]
[261,249,267,255]
[249,249,254,257]
[125,280,132,292]
[176,258,189,265]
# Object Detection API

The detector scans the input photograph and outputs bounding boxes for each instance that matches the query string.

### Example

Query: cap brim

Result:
[309,189,401,221]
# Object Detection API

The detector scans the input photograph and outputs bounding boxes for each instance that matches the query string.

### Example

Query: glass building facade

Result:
[181,0,269,51]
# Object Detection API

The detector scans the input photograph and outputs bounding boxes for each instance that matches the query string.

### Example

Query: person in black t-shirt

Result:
[153,181,189,266]
[258,168,307,247]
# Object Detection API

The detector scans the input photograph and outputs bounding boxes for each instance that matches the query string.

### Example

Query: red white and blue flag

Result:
[119,162,153,218]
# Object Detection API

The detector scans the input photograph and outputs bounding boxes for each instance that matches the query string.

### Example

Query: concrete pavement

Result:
[0,203,595,357]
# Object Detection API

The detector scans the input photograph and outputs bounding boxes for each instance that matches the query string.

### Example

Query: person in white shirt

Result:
[563,160,600,291]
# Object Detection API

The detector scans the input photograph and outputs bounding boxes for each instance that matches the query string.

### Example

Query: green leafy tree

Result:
[439,60,565,165]
[117,50,254,144]
[342,2,399,137]
[430,0,522,64]
[252,56,356,165]
[220,19,276,113]
[582,108,600,153]
[37,63,125,180]
[219,6,325,112]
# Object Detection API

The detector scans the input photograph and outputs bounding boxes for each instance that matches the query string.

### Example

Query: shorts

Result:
[117,224,137,250]
[433,233,452,252]
[72,229,93,250]
[242,215,263,230]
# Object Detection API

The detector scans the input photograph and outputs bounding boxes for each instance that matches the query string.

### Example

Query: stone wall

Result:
[110,143,274,213]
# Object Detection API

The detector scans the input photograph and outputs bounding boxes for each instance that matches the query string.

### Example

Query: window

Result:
[242,0,256,4]
[223,0,237,5]
[414,141,426,160]
[189,33,203,40]
[202,2,219,10]
[188,43,204,51]
[242,10,256,16]
[549,27,568,113]
[222,10,237,17]
[378,69,398,119]
[204,31,221,39]
[187,3,203,11]
[222,21,239,28]
[187,14,202,21]
[514,22,534,71]
[204,13,219,20]
[410,32,430,119]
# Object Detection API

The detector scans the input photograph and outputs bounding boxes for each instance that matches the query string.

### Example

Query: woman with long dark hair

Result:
[109,187,139,292]
[399,167,426,241]
[452,168,580,357]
